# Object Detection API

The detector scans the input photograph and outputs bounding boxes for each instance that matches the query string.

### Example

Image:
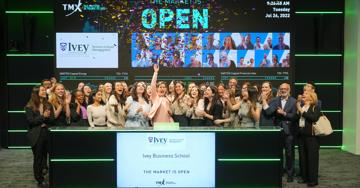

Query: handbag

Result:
[313,113,333,136]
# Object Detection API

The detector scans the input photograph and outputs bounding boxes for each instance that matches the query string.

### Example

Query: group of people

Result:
[133,32,291,68]
[25,65,322,186]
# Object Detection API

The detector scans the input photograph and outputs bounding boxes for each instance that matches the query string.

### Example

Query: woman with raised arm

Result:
[148,64,173,123]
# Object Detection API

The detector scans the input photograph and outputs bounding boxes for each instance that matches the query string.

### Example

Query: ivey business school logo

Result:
[62,0,106,17]
[148,136,167,144]
[60,42,89,53]
[147,135,185,145]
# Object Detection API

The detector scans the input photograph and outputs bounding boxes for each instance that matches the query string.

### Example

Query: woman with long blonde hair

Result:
[48,83,71,126]
[296,91,321,187]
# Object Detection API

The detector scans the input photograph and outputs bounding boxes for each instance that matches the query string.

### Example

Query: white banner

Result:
[116,133,215,188]
[56,32,118,68]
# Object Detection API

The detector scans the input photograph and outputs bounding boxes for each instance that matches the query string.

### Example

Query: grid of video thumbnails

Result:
[131,32,290,68]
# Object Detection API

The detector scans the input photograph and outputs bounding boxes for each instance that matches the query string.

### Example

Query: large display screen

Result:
[55,0,293,87]
[131,32,290,68]
[56,32,118,68]
[116,133,215,188]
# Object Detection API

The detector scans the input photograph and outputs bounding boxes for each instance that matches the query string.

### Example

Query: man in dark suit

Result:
[274,83,297,182]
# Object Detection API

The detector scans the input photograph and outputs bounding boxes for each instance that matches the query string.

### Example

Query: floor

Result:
[0,148,359,188]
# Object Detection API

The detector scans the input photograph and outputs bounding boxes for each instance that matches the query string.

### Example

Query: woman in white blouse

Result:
[125,82,151,127]
[106,82,126,127]
[87,90,107,127]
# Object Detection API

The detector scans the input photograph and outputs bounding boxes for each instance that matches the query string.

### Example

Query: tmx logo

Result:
[62,0,82,17]
[148,137,167,144]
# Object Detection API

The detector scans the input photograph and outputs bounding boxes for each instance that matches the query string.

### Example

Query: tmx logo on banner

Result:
[62,0,106,17]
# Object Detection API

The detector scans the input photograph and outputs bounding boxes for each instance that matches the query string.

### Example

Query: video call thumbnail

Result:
[131,32,290,68]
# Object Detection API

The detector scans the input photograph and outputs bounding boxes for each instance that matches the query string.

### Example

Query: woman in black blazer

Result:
[202,86,224,126]
[25,86,55,185]
[296,91,321,187]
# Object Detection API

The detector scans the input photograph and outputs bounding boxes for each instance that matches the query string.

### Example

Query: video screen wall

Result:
[55,0,293,87]
[132,32,290,68]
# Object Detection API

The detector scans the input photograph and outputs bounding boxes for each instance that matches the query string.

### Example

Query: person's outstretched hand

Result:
[153,64,159,73]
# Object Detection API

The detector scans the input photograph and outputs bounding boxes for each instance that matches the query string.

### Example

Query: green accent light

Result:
[295,54,342,57]
[6,54,54,57]
[50,129,281,132]
[320,146,343,149]
[8,130,27,133]
[295,146,342,149]
[295,11,343,14]
[8,146,31,149]
[218,159,280,162]
[6,11,54,14]
[7,83,41,86]
[294,83,342,86]
[50,159,114,162]
[8,111,25,113]
[321,110,342,113]
[333,130,343,132]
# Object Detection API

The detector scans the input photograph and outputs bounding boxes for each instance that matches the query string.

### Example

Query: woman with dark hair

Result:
[125,82,151,127]
[186,86,205,126]
[259,81,277,126]
[70,89,89,126]
[237,87,261,127]
[272,54,281,67]
[200,86,224,126]
[48,83,71,126]
[171,81,190,126]
[220,36,236,50]
[87,90,107,127]
[146,84,152,103]
[148,64,173,123]
[25,86,55,184]
[171,51,184,67]
[120,81,130,97]
[167,80,176,103]
[106,82,126,127]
